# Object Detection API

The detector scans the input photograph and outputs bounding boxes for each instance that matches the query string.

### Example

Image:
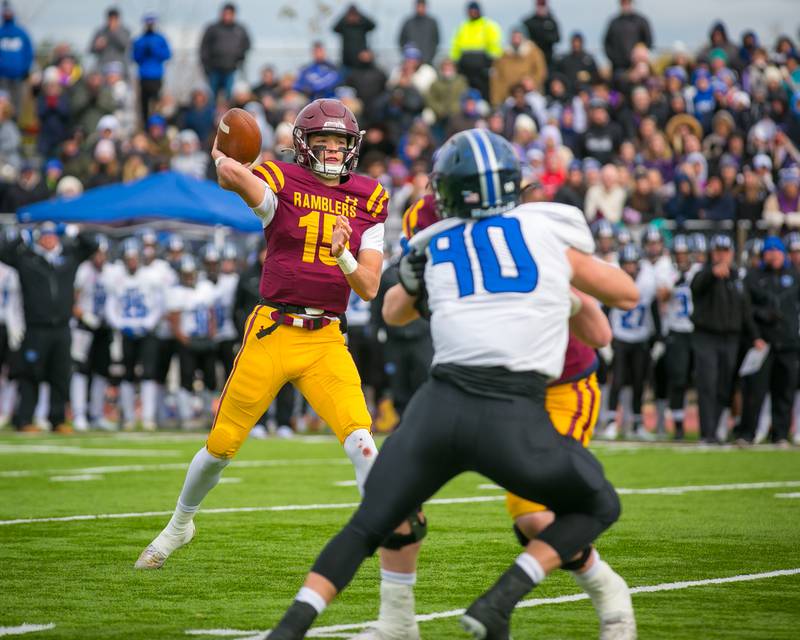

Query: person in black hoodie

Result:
[690,234,763,443]
[521,0,560,68]
[602,0,652,73]
[333,4,376,70]
[737,237,800,445]
[0,223,98,432]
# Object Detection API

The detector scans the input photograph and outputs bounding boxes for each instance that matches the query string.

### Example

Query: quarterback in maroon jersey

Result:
[134,102,423,611]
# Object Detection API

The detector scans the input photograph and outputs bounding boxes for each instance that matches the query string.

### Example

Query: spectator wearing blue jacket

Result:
[132,11,171,125]
[0,2,33,115]
[293,41,341,100]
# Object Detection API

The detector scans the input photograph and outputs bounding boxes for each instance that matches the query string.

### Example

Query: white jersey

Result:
[609,264,657,343]
[143,259,178,339]
[413,202,595,379]
[74,261,110,323]
[345,290,371,328]
[0,262,22,331]
[665,264,700,334]
[206,273,239,341]
[105,267,164,333]
[641,255,674,290]
[167,281,217,338]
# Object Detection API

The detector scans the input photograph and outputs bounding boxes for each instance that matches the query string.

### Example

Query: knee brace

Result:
[380,508,427,550]
[561,546,593,571]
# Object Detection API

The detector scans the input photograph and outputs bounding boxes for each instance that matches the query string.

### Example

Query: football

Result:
[217,107,262,165]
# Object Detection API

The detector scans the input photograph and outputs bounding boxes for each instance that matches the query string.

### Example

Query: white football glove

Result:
[650,341,666,361]
[7,325,24,351]
[81,311,101,330]
[598,343,614,365]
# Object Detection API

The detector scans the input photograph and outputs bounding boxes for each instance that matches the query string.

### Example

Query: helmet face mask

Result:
[293,99,362,178]
[432,129,521,219]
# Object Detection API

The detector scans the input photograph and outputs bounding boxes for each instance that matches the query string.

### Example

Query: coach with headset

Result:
[0,222,98,432]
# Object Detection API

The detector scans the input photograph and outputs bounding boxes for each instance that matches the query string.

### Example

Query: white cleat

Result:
[350,582,420,640]
[597,421,618,441]
[276,425,295,439]
[134,521,196,569]
[600,615,637,640]
[72,416,90,432]
[350,626,420,640]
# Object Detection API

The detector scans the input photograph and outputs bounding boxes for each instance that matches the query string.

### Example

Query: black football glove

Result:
[399,249,427,296]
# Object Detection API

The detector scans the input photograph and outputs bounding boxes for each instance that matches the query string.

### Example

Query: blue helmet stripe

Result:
[476,128,502,205]
[463,130,490,208]
[470,130,498,206]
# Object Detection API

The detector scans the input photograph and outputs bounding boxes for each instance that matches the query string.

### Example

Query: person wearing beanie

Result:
[449,1,502,100]
[737,237,800,446]
[131,11,171,125]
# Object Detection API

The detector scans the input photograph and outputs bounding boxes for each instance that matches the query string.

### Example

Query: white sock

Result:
[35,382,50,421]
[70,372,89,422]
[571,549,601,580]
[756,394,771,442]
[89,375,108,422]
[177,447,230,510]
[343,428,377,496]
[177,388,193,421]
[120,381,136,423]
[620,387,633,428]
[296,586,326,615]
[0,378,16,417]
[655,399,667,432]
[141,380,158,424]
[672,408,685,423]
[515,552,545,585]
[571,551,633,621]
[381,569,417,586]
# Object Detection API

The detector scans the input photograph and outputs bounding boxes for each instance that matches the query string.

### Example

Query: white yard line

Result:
[0,458,350,478]
[0,623,55,637]
[184,568,800,639]
[775,492,800,498]
[2,481,799,527]
[0,444,180,457]
[49,475,103,482]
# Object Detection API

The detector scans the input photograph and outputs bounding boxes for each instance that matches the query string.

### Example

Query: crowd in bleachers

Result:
[0,0,799,442]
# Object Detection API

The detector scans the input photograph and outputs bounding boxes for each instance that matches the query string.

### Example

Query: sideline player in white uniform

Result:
[105,238,163,430]
[70,235,112,431]
[168,255,217,428]
[602,245,658,440]
[664,235,699,439]
[0,259,23,426]
[266,130,639,640]
[201,244,239,388]
[141,230,179,422]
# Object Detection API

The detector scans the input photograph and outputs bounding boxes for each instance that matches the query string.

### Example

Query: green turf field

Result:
[0,432,798,639]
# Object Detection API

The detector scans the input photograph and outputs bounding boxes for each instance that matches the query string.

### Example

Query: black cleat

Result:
[267,601,317,639]
[461,596,511,639]
[460,564,533,639]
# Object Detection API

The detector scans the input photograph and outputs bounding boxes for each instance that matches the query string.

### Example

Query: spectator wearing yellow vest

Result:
[449,1,502,101]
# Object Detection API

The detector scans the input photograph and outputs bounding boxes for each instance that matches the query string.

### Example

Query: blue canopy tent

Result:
[17,171,262,233]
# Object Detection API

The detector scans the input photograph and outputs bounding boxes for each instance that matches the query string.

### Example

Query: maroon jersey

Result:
[403,193,598,384]
[554,334,598,385]
[401,193,439,241]
[252,160,388,314]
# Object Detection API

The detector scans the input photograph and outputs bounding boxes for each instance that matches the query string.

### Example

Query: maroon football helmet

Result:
[293,99,363,177]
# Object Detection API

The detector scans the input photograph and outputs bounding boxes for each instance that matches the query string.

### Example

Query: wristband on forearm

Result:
[335,248,358,275]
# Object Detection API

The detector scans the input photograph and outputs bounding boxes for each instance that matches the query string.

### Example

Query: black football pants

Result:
[14,325,71,429]
[311,376,621,592]
[666,331,693,414]
[738,349,799,442]
[692,331,739,440]
[608,339,650,417]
